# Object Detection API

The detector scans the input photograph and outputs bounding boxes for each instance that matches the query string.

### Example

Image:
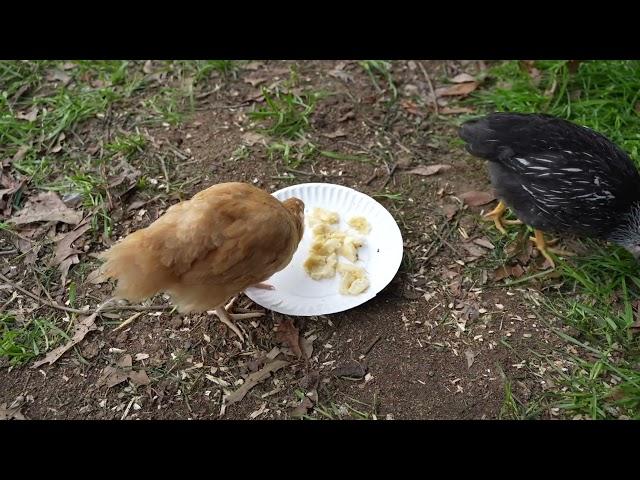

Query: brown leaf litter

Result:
[32,301,114,368]
[52,218,92,286]
[459,190,496,207]
[493,264,525,282]
[436,81,478,98]
[222,359,289,412]
[95,354,151,388]
[405,164,452,176]
[275,317,303,358]
[10,191,83,226]
[0,402,27,420]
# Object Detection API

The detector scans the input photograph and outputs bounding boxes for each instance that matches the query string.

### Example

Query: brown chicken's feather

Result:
[98,182,304,312]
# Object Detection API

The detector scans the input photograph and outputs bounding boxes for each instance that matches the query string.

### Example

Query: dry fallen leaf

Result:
[321,129,347,139]
[493,264,525,282]
[11,191,83,226]
[406,164,452,176]
[15,108,38,122]
[0,402,26,420]
[32,303,111,368]
[223,359,289,408]
[242,131,268,147]
[459,190,496,207]
[11,145,30,164]
[450,73,475,84]
[439,106,475,115]
[53,220,91,261]
[244,75,268,87]
[96,366,130,388]
[464,349,475,368]
[46,69,72,86]
[50,133,66,153]
[290,397,314,418]
[442,204,459,220]
[473,238,495,250]
[328,63,354,83]
[300,334,315,360]
[0,173,26,217]
[400,99,423,116]
[276,318,303,358]
[96,354,151,388]
[462,243,486,258]
[436,82,478,97]
[244,61,265,71]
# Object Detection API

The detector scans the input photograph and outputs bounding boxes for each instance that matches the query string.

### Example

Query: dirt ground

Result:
[0,60,572,420]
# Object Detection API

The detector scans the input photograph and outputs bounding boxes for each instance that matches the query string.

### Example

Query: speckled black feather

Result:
[459,112,640,243]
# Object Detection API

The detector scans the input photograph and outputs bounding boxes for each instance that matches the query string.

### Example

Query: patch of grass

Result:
[359,60,398,100]
[372,191,404,202]
[0,314,69,366]
[467,60,640,419]
[249,88,319,139]
[467,60,640,163]
[106,132,146,156]
[533,246,640,419]
[267,141,317,168]
[63,172,113,238]
[177,60,239,83]
[142,88,186,125]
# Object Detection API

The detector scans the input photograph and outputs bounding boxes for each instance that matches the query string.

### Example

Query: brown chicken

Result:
[98,182,305,341]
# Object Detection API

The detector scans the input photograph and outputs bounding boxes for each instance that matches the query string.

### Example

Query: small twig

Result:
[168,145,189,160]
[0,249,17,256]
[0,291,18,314]
[0,271,168,315]
[362,335,382,356]
[113,312,144,331]
[0,272,96,315]
[381,163,398,189]
[430,223,458,254]
[418,61,439,115]
[159,155,170,193]
[365,168,380,185]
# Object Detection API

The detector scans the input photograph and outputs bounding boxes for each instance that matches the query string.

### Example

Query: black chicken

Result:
[459,112,640,266]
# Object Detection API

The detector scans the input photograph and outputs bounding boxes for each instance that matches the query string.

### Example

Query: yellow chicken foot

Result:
[529,230,574,268]
[483,200,522,234]
[212,296,265,342]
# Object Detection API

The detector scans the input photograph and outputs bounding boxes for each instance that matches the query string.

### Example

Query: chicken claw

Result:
[483,200,522,235]
[529,229,575,268]
[210,296,265,342]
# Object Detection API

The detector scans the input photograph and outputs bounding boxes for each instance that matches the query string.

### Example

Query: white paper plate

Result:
[245,183,403,316]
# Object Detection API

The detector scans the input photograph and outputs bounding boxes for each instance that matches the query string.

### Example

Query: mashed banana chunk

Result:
[303,208,370,295]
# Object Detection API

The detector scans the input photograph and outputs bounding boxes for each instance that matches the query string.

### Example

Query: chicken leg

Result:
[529,229,574,268]
[211,296,265,343]
[483,200,522,234]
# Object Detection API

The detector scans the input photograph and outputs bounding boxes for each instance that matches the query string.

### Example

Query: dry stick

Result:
[365,168,380,185]
[0,272,168,315]
[362,335,382,356]
[418,61,439,115]
[159,155,170,193]
[113,312,144,331]
[381,163,398,189]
